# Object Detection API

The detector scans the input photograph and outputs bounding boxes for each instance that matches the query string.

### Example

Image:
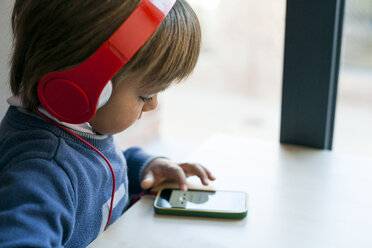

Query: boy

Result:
[0,0,215,247]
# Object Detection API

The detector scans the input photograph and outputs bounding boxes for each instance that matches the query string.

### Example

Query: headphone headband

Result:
[150,0,176,15]
[38,0,176,124]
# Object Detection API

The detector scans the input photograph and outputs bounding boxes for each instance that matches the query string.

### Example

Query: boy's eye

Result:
[139,96,153,103]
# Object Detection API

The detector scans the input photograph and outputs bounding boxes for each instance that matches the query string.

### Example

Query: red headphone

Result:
[37,0,176,124]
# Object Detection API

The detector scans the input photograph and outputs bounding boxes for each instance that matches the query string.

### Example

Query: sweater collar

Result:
[7,95,106,138]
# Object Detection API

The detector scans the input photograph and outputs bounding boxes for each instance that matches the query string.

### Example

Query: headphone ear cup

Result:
[97,80,113,110]
[38,77,91,121]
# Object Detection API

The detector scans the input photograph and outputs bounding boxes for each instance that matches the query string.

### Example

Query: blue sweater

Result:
[0,106,155,247]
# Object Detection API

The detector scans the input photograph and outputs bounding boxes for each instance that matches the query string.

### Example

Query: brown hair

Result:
[10,0,201,112]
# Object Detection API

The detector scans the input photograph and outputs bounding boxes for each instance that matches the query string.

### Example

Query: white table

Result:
[89,134,372,248]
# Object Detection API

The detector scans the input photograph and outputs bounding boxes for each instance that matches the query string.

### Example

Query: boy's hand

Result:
[141,158,216,191]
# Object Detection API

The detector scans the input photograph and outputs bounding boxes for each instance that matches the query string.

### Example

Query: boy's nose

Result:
[142,94,158,112]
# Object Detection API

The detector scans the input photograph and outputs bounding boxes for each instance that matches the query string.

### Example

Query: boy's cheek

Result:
[89,110,140,135]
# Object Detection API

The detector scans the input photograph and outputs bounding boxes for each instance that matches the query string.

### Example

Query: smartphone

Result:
[154,188,248,219]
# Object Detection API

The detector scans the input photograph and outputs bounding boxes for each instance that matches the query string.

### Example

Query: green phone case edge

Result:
[153,188,248,219]
[154,206,248,219]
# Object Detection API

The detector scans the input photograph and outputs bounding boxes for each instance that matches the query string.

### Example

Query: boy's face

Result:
[89,79,158,135]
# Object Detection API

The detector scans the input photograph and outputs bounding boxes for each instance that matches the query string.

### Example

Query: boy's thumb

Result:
[141,171,155,189]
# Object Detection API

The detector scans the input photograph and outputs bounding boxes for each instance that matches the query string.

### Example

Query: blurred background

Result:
[134,0,372,159]
[335,0,372,158]
[0,0,371,158]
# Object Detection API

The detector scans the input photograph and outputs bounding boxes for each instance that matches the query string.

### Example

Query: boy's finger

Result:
[180,183,188,192]
[141,171,155,189]
[171,167,188,191]
[180,163,216,181]
[202,166,216,181]
[180,163,209,185]
[195,164,216,181]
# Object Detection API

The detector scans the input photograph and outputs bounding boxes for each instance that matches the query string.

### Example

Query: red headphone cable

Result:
[36,108,116,231]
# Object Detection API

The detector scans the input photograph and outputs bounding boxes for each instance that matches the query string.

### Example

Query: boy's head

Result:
[10,0,201,133]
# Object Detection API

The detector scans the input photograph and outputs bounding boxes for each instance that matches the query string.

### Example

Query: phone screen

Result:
[156,189,247,212]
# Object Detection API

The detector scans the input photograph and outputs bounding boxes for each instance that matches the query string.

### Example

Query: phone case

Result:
[153,188,248,219]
